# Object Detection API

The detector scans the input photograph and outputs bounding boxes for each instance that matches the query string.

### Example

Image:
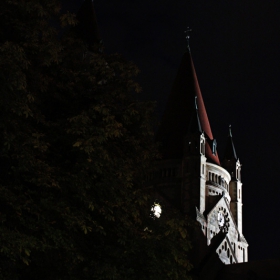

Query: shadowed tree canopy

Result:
[0,0,192,279]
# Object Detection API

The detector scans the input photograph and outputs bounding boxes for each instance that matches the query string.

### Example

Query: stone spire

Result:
[189,96,203,134]
[224,125,238,161]
[156,48,220,165]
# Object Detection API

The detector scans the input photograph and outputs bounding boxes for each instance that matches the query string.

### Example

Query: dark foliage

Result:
[0,1,192,279]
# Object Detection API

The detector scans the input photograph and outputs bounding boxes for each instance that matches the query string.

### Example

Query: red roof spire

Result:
[156,49,220,165]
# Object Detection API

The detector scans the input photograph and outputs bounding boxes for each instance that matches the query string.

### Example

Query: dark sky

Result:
[70,0,280,261]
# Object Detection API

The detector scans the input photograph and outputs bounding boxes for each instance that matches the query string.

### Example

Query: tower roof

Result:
[156,49,220,165]
[77,0,101,49]
[224,125,238,161]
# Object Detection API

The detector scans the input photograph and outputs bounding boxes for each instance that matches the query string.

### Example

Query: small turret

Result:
[188,96,202,135]
[223,125,241,180]
[182,96,207,215]
[222,126,243,234]
[225,125,237,159]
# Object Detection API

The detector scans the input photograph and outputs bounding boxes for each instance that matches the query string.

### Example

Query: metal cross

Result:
[184,27,192,48]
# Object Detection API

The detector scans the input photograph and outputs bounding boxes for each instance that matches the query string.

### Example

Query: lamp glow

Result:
[151,203,162,218]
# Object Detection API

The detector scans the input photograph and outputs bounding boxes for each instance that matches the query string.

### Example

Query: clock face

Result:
[217,212,225,226]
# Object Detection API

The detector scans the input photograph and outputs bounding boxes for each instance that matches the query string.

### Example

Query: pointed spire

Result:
[189,96,202,133]
[194,96,202,133]
[77,0,102,50]
[224,125,238,160]
[156,49,220,165]
[228,124,233,137]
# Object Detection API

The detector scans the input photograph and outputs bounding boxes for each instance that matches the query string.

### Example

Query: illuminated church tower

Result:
[155,45,248,267]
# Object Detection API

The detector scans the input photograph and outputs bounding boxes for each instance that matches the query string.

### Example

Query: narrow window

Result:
[200,139,205,155]
[212,139,217,155]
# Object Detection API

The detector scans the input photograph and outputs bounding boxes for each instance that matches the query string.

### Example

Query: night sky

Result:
[69,0,280,261]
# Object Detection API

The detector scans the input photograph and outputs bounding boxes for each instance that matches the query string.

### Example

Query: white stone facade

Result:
[196,154,248,264]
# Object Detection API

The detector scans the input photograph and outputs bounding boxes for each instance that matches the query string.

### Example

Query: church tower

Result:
[155,46,248,267]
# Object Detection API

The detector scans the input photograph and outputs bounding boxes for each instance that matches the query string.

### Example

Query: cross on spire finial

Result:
[184,27,192,50]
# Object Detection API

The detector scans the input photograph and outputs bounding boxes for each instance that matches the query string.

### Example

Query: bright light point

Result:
[151,203,162,218]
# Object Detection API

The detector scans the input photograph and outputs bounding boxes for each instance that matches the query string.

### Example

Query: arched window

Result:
[212,139,217,155]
